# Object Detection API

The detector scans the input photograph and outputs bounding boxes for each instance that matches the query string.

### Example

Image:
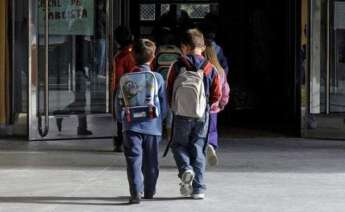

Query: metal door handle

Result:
[38,0,49,137]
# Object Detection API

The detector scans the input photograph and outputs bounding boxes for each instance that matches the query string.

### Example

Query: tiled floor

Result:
[0,137,345,212]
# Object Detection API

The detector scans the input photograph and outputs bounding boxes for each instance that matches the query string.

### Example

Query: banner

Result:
[38,0,94,35]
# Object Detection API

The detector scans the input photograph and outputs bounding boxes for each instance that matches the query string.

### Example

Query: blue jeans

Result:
[123,131,161,196]
[171,114,209,194]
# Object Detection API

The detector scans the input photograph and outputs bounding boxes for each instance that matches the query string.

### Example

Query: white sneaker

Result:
[180,169,195,197]
[207,144,219,166]
[192,193,205,199]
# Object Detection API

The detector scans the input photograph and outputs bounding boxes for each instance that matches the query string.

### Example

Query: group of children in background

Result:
[112,25,230,204]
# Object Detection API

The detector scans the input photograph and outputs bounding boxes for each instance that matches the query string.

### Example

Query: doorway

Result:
[27,0,115,140]
[131,0,301,136]
[217,0,300,136]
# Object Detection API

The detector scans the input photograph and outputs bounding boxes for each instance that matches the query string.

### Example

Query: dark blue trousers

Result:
[123,130,160,196]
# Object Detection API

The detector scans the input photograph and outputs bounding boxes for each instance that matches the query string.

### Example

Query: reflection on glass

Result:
[37,0,107,135]
[331,1,345,112]
[310,0,327,114]
[330,29,345,112]
[13,0,28,114]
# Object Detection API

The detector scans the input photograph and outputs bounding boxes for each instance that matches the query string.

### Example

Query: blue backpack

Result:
[118,71,159,122]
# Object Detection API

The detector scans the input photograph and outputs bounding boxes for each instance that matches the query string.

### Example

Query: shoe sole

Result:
[180,170,194,196]
[192,194,205,200]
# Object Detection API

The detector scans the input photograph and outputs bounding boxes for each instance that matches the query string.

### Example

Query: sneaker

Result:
[129,193,141,204]
[207,144,218,166]
[192,193,205,200]
[180,169,195,197]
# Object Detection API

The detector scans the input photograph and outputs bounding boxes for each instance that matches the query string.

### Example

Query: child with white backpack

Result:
[115,39,168,204]
[167,29,222,199]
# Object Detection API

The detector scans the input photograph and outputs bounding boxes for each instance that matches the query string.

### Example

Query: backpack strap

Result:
[199,60,209,71]
[199,60,213,107]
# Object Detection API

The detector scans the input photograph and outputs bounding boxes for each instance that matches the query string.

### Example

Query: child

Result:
[204,39,230,166]
[202,13,230,75]
[112,26,136,152]
[167,29,222,199]
[153,27,182,141]
[115,39,168,204]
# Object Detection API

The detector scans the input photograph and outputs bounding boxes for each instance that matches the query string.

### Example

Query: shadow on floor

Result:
[0,196,187,206]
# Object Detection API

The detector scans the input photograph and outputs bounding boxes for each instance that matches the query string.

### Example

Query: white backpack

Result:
[172,62,208,119]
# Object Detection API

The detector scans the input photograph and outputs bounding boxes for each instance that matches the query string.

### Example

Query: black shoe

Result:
[129,194,141,204]
[56,118,63,132]
[143,193,154,199]
[113,145,123,153]
[77,129,93,136]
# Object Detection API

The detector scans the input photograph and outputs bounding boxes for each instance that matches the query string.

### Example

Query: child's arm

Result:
[209,69,222,105]
[219,78,230,111]
[157,74,168,120]
[114,89,123,123]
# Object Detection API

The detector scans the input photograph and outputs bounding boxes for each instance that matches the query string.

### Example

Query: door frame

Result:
[303,0,345,139]
[28,0,116,140]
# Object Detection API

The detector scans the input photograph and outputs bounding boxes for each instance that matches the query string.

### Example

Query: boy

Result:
[112,26,136,152]
[115,39,168,204]
[167,29,222,199]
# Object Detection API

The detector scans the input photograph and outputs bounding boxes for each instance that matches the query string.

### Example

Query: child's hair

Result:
[180,28,205,49]
[114,25,133,47]
[132,39,156,65]
[204,39,225,78]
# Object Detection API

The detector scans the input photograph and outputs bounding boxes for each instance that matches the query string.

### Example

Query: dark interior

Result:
[131,0,301,136]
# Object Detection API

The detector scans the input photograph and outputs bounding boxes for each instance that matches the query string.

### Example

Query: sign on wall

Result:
[38,0,94,35]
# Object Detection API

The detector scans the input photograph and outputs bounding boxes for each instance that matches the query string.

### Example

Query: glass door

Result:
[28,0,115,140]
[305,0,345,138]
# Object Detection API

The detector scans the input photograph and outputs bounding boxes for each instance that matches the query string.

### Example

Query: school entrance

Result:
[5,0,345,140]
[6,0,301,140]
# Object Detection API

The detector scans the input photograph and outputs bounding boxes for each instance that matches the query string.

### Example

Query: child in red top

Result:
[111,26,136,91]
[111,26,136,152]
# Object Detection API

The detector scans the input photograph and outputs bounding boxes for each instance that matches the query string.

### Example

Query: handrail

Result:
[38,0,49,137]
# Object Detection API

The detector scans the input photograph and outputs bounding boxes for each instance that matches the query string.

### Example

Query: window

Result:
[140,4,156,21]
[160,3,211,19]
[180,4,210,19]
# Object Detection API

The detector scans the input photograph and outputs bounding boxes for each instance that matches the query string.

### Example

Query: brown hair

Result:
[204,39,225,78]
[180,28,205,49]
[132,38,156,65]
